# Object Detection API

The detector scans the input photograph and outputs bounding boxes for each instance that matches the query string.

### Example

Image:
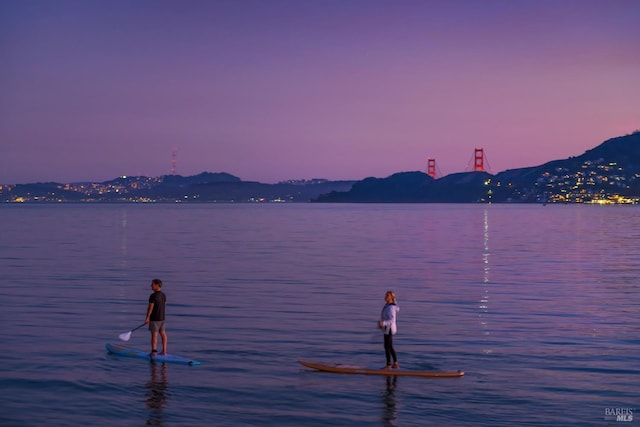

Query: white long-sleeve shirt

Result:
[380,303,399,335]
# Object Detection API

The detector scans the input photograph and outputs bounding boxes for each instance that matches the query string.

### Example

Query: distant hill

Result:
[314,170,495,203]
[493,131,640,185]
[315,172,433,203]
[0,171,355,203]
[158,172,241,186]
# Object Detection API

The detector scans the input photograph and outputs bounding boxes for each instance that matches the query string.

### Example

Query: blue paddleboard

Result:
[105,342,201,366]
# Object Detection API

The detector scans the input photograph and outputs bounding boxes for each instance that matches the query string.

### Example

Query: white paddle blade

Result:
[119,331,132,341]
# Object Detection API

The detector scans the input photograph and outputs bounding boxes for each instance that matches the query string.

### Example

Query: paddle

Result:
[118,323,146,341]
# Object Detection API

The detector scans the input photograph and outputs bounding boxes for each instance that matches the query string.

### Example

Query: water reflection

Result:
[381,376,398,427]
[120,209,128,258]
[145,362,169,426]
[479,208,491,354]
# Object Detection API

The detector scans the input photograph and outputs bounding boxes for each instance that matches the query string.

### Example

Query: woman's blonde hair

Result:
[385,291,396,303]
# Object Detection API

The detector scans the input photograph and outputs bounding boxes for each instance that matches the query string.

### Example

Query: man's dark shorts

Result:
[148,321,165,333]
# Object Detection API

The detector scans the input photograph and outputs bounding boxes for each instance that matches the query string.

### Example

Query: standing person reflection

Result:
[381,376,398,427]
[145,362,169,426]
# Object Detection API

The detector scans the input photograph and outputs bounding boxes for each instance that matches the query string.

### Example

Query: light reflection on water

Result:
[0,203,638,426]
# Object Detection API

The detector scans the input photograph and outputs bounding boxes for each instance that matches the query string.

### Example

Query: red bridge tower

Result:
[426,158,437,178]
[473,148,485,172]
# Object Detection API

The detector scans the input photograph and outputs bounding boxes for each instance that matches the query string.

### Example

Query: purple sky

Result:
[1,0,639,184]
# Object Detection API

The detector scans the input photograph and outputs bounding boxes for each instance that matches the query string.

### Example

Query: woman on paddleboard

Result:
[378,291,399,370]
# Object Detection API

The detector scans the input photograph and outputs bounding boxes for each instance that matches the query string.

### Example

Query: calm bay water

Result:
[0,203,638,426]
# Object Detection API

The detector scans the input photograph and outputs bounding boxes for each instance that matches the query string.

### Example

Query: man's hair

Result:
[152,278,163,288]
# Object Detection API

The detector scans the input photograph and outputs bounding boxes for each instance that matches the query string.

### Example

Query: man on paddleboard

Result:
[145,278,168,357]
[378,291,400,370]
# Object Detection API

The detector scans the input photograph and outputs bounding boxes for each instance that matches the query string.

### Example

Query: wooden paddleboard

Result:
[299,360,463,377]
[106,342,201,366]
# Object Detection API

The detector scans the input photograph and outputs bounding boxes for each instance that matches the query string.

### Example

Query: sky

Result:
[1,0,639,184]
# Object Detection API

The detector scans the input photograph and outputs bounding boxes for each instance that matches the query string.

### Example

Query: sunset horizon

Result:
[2,0,639,184]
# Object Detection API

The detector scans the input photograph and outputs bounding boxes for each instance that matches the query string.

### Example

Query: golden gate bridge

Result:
[426,148,493,179]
